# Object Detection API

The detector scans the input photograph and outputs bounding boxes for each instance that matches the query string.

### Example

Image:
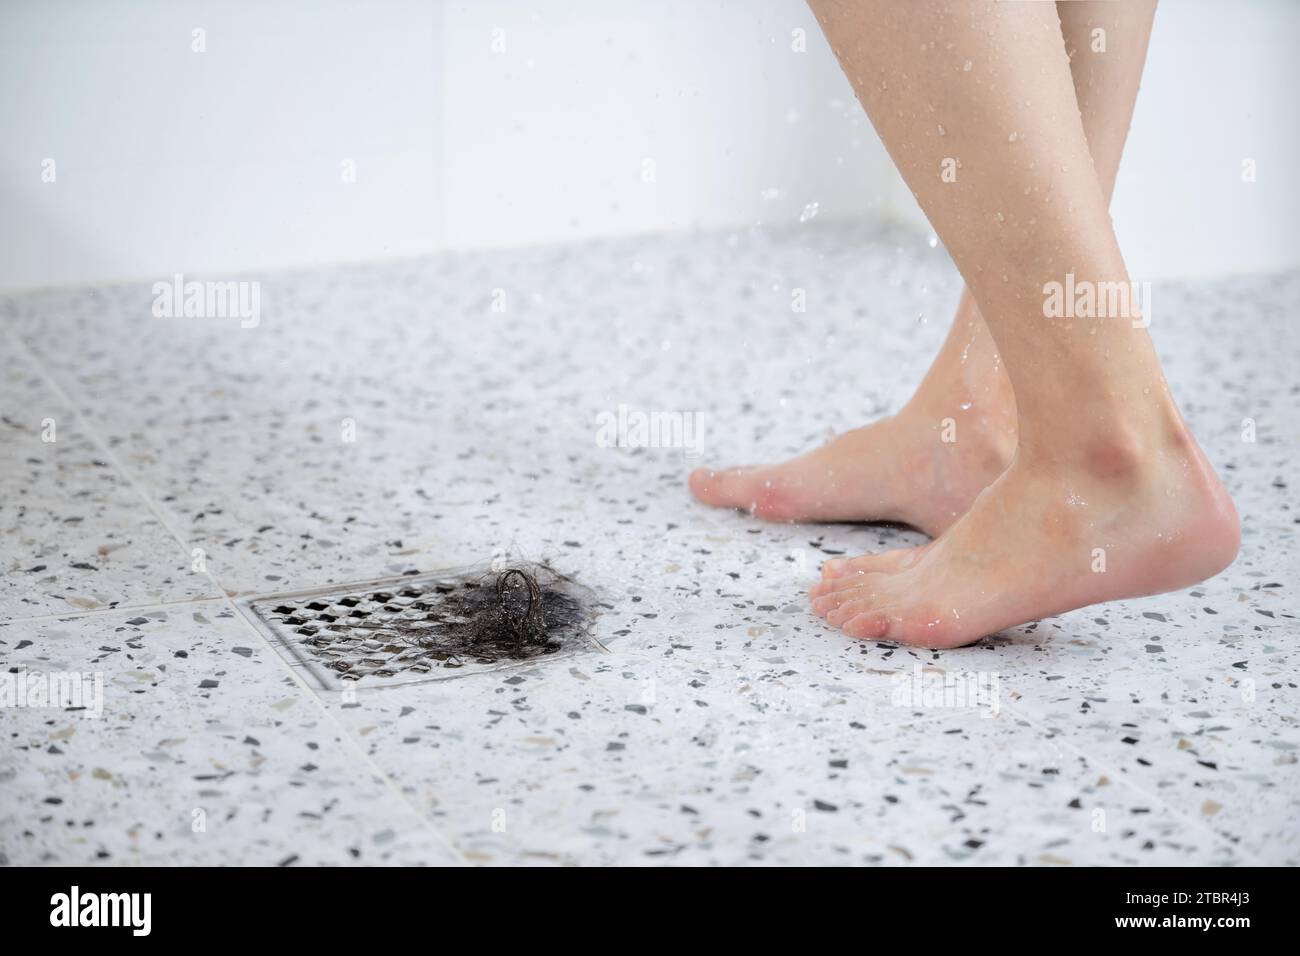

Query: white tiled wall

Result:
[1,0,1296,289]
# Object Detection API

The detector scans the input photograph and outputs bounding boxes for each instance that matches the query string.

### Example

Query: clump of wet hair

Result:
[387,563,583,663]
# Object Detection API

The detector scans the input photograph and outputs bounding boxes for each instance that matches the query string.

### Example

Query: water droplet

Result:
[963,60,973,71]
[799,202,820,222]
[927,235,939,248]
[1008,132,1018,142]
[937,124,946,136]
[960,401,972,410]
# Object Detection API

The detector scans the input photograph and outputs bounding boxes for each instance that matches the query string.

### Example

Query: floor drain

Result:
[240,564,598,691]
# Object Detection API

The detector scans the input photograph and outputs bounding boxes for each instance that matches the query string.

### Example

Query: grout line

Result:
[1,595,230,628]
[5,327,471,867]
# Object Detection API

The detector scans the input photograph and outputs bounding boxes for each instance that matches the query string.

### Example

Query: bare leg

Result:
[805,0,1237,647]
[689,1,1157,539]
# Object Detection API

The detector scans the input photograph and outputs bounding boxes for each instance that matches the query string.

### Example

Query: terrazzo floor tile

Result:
[2,222,1296,865]
[0,344,221,621]
[2,276,451,433]
[0,603,462,865]
[1009,657,1299,863]
[321,649,894,864]
[329,661,1232,865]
[104,415,451,598]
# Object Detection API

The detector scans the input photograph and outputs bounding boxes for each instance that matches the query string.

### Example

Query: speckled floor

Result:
[2,221,1297,866]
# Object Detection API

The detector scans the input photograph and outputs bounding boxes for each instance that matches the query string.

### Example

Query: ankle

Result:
[906,373,1017,436]
[1016,414,1183,485]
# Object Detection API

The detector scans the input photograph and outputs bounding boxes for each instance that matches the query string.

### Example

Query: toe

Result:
[811,567,895,600]
[810,574,885,616]
[826,596,876,627]
[822,546,924,579]
[891,606,974,649]
[810,573,861,600]
[811,589,846,617]
[820,556,852,577]
[841,611,892,640]
[843,594,973,649]
[688,466,756,509]
[689,465,795,517]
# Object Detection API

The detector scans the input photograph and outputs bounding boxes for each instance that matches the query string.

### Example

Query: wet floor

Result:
[1,221,1296,865]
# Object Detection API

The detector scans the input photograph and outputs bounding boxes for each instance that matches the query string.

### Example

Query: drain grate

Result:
[241,564,598,691]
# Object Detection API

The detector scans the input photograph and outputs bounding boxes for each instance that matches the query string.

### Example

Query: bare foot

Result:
[689,388,1015,537]
[690,294,1016,537]
[808,425,1240,648]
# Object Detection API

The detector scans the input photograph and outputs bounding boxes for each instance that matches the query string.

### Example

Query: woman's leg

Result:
[812,0,1159,564]
[1058,0,1159,203]
[805,0,1237,647]
[688,0,1157,540]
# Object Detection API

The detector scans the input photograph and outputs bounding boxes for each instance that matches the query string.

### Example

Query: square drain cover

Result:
[240,564,598,692]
